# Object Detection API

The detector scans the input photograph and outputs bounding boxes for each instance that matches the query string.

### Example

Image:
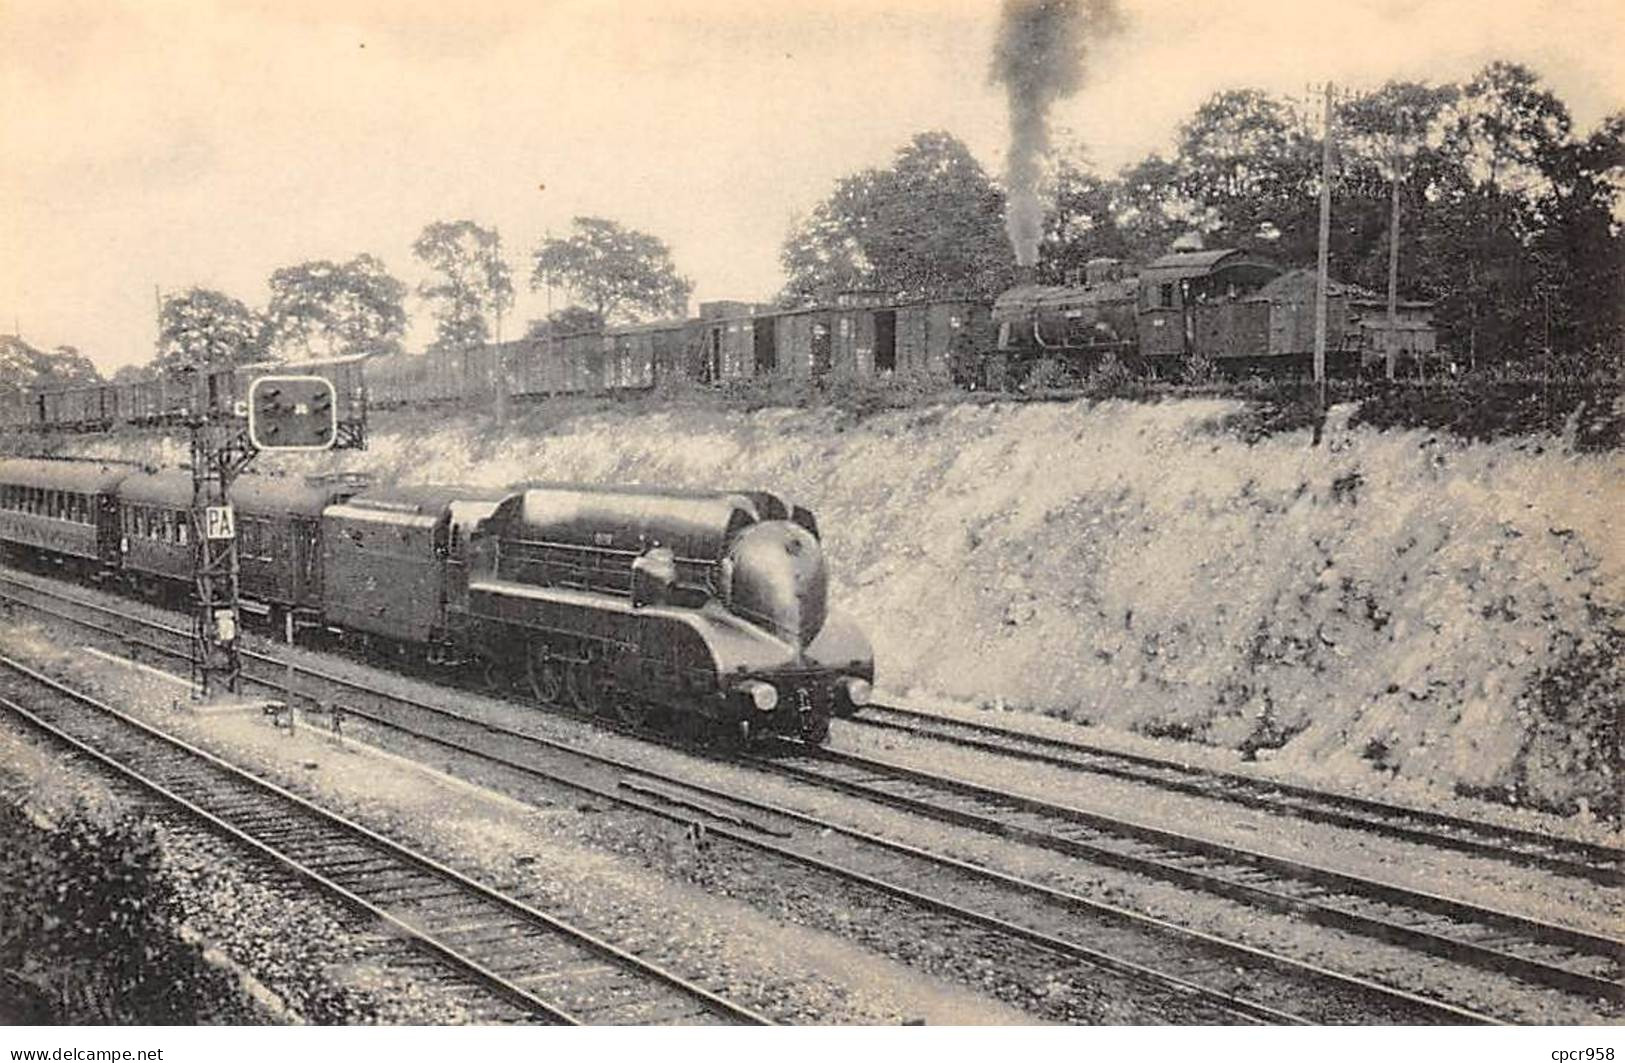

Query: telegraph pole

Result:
[493,239,508,427]
[1386,163,1402,382]
[1313,81,1334,400]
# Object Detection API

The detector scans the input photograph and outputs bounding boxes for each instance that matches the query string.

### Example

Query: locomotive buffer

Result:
[188,374,341,699]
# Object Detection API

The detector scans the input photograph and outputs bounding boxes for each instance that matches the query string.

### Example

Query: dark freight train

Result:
[0,458,872,745]
[0,244,1439,432]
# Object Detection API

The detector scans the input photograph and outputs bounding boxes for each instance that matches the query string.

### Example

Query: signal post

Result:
[189,374,339,700]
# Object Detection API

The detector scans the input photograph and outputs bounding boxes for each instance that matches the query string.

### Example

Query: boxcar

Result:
[206,353,370,435]
[0,391,29,431]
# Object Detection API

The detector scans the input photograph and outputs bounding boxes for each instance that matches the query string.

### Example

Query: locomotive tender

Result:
[0,458,870,745]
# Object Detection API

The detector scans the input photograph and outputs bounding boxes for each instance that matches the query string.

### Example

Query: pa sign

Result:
[248,374,338,451]
[204,505,236,541]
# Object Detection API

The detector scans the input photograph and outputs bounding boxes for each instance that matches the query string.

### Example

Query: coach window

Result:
[177,516,189,544]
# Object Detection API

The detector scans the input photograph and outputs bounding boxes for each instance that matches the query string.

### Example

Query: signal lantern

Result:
[248,374,338,451]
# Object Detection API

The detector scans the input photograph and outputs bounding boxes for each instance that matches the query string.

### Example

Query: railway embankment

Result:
[57,394,1623,822]
[0,716,288,1023]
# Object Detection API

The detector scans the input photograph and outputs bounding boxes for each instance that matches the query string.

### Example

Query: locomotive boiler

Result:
[462,483,873,744]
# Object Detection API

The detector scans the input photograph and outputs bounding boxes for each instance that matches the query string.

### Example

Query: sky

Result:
[2,0,1621,372]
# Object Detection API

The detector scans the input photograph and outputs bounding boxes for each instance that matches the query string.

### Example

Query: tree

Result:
[38,345,101,387]
[1446,61,1572,199]
[1537,112,1624,355]
[413,220,514,354]
[265,254,407,359]
[153,288,268,374]
[780,131,1008,304]
[531,218,692,325]
[1332,80,1461,296]
[524,306,605,338]
[1034,152,1136,283]
[1422,63,1580,363]
[0,336,104,392]
[1172,89,1319,261]
[1110,153,1191,260]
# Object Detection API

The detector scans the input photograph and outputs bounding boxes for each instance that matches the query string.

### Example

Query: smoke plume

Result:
[991,0,1122,267]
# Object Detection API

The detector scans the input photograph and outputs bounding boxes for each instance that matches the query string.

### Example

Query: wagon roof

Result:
[1142,248,1278,284]
[1250,268,1434,308]
[0,457,137,494]
[118,468,349,516]
[230,352,372,372]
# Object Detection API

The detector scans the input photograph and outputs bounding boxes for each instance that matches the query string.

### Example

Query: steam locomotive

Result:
[991,248,1438,381]
[0,457,872,745]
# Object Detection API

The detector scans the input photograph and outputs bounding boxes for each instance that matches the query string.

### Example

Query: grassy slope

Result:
[48,395,1625,818]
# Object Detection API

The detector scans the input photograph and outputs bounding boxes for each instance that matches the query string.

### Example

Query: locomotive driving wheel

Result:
[563,659,601,717]
[526,641,565,706]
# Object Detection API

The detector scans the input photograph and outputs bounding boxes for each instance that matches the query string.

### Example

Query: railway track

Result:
[0,568,1614,1021]
[763,744,1624,1006]
[0,652,767,1027]
[0,574,1487,1022]
[290,680,1509,1023]
[846,702,1622,886]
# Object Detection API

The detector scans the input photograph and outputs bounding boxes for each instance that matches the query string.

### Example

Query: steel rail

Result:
[0,569,1592,1021]
[1,576,1505,1022]
[0,652,767,1027]
[847,701,1621,885]
[767,744,1624,1004]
